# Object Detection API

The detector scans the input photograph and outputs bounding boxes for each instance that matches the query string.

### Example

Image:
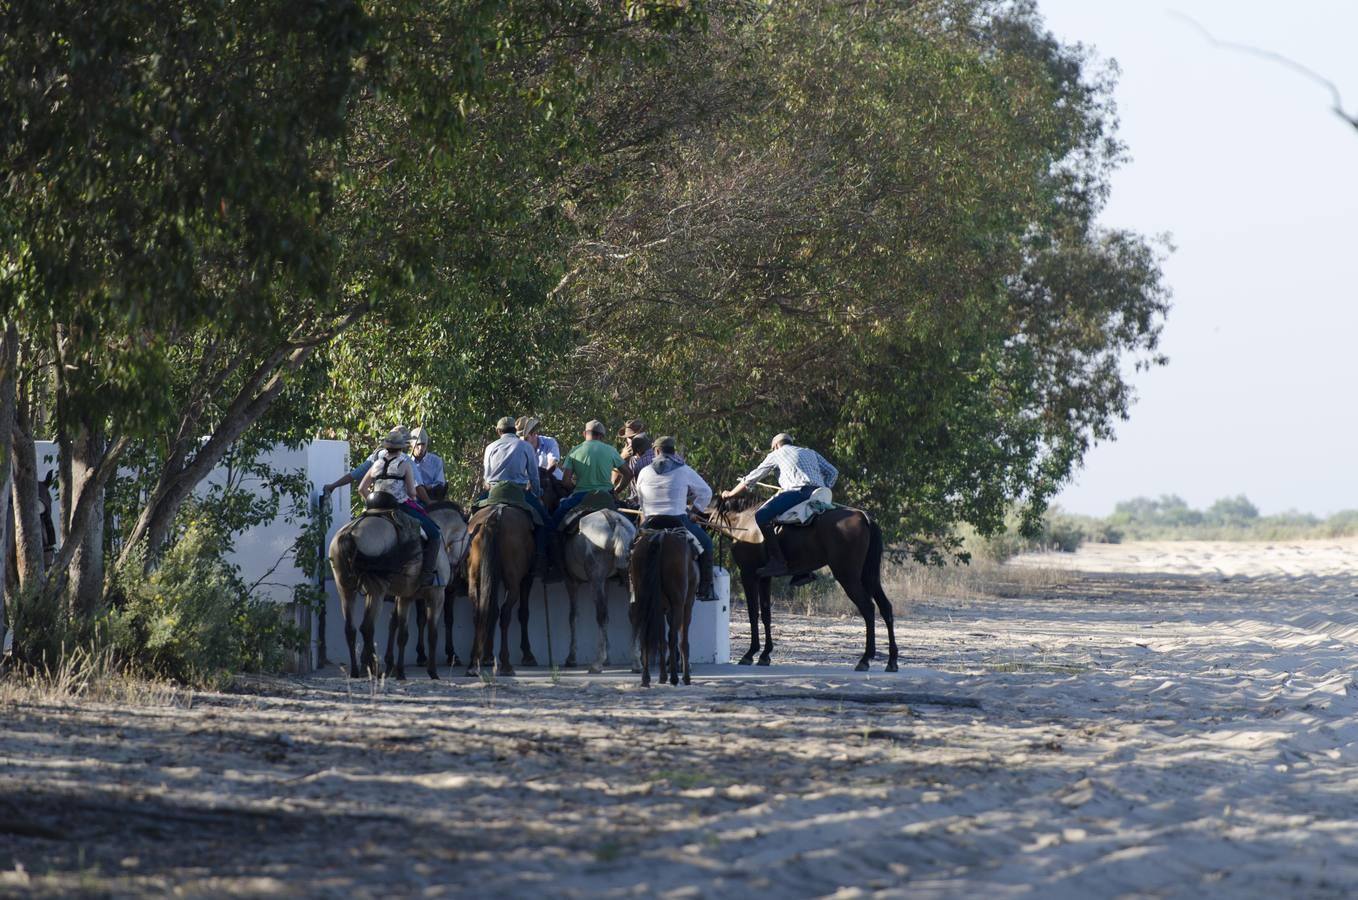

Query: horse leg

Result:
[341,588,361,677]
[498,586,517,677]
[444,590,462,668]
[591,577,609,675]
[465,582,483,678]
[424,590,441,680]
[681,601,693,686]
[872,585,899,672]
[391,597,412,681]
[738,568,761,665]
[384,604,400,675]
[360,598,379,677]
[667,596,680,686]
[831,567,876,672]
[564,577,580,668]
[415,598,429,667]
[757,577,774,666]
[519,577,538,667]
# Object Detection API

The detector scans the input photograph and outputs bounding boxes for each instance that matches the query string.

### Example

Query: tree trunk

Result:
[0,321,16,652]
[61,420,106,620]
[10,407,46,593]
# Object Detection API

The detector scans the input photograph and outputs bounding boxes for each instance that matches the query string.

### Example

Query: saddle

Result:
[344,505,424,576]
[472,482,543,527]
[557,490,615,534]
[772,487,836,527]
[637,516,704,558]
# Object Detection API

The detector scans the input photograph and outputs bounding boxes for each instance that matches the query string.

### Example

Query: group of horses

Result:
[326,468,900,685]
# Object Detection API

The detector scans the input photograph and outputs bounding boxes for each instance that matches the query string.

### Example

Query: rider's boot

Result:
[755,524,790,578]
[696,549,717,602]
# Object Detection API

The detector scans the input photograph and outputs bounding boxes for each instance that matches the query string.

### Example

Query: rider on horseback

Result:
[408,427,446,498]
[634,436,717,602]
[516,415,563,484]
[482,416,550,572]
[356,428,443,586]
[550,420,633,529]
[721,432,838,578]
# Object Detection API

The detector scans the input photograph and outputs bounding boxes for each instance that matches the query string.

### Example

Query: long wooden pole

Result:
[541,576,554,669]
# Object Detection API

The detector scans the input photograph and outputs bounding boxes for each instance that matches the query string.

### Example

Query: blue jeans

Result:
[478,487,548,559]
[684,515,713,557]
[399,501,441,542]
[548,490,614,531]
[754,486,816,529]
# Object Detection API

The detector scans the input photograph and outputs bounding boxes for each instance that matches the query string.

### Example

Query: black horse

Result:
[700,494,899,672]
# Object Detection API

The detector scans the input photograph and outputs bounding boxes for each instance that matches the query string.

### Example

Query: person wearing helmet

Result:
[356,427,443,585]
[323,424,431,505]
[408,426,445,497]
[721,433,838,578]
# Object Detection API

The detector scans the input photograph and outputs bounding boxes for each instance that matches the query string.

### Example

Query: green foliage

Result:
[105,518,305,687]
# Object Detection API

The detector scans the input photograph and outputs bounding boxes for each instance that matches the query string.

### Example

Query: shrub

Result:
[104,517,305,688]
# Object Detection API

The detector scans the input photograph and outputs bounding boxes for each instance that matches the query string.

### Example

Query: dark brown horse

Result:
[465,504,536,676]
[701,496,899,672]
[630,528,697,687]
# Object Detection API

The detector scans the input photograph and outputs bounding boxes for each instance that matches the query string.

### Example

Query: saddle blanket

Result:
[472,482,544,527]
[557,490,615,534]
[773,487,836,526]
[638,526,704,558]
[344,507,424,576]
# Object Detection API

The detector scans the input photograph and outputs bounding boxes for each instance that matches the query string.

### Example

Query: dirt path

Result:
[5,543,1358,897]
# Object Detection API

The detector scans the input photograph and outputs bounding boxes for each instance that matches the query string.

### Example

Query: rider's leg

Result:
[525,492,550,574]
[684,515,716,601]
[402,503,443,586]
[549,491,585,531]
[753,487,814,578]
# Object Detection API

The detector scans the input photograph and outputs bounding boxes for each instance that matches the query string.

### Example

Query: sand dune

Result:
[4,540,1358,897]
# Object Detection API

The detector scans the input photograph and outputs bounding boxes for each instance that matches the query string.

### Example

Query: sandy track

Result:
[5,541,1358,897]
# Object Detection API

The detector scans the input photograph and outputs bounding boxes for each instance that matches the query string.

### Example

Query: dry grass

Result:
[0,645,189,709]
[767,559,1068,616]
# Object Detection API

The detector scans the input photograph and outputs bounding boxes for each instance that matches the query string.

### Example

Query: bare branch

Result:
[1171,11,1358,131]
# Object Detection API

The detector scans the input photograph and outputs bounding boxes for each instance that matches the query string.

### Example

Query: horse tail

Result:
[863,516,887,601]
[635,533,666,659]
[479,509,502,634]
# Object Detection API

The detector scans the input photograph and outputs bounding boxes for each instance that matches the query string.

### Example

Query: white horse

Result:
[562,509,636,673]
[329,513,451,680]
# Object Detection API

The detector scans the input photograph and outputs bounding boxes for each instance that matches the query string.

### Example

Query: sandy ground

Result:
[5,539,1358,898]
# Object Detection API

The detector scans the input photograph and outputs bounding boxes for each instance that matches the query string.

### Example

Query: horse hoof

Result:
[349,670,365,680]
[499,665,516,677]
[588,664,604,675]
[885,660,899,673]
[855,660,870,672]
[522,653,539,668]
[683,675,691,685]
[428,669,440,680]
[394,671,407,682]
[738,654,755,666]
[564,656,578,669]
[464,668,479,678]
[450,656,463,668]
[756,656,771,667]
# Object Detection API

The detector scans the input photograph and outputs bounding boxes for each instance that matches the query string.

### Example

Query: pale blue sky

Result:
[1036,1,1358,516]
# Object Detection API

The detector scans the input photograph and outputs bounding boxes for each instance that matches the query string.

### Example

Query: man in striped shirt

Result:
[721,433,838,577]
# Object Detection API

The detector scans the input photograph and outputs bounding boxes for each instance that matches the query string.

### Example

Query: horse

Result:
[701,494,899,672]
[383,502,470,674]
[630,527,697,687]
[328,512,450,680]
[464,503,536,676]
[562,509,636,672]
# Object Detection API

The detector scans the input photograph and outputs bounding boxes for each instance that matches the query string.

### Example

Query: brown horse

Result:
[384,502,470,673]
[465,504,536,676]
[630,528,697,687]
[701,495,899,672]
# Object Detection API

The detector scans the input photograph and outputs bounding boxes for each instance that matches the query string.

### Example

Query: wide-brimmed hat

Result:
[770,432,794,449]
[495,416,516,432]
[619,418,645,438]
[584,419,607,437]
[382,427,410,449]
[517,416,542,436]
[410,426,430,445]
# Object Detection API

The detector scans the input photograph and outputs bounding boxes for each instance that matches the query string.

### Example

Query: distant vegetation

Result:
[970,495,1358,561]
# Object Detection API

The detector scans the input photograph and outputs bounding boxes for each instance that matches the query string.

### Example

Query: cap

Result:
[584,419,606,437]
[410,426,430,445]
[771,432,794,449]
[655,435,677,453]
[382,427,410,449]
[619,418,645,437]
[496,416,516,432]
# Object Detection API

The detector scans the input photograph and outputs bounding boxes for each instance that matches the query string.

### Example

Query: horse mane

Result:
[717,493,762,514]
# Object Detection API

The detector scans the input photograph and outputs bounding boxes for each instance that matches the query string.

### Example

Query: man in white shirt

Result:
[721,432,838,577]
[634,436,716,601]
[516,416,563,482]
[408,427,446,496]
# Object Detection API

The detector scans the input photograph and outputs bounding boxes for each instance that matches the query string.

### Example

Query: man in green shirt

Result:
[549,419,632,529]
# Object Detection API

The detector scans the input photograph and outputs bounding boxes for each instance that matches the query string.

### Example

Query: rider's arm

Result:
[818,453,839,488]
[687,469,713,512]
[526,444,542,496]
[356,465,377,498]
[738,452,778,490]
[402,462,420,501]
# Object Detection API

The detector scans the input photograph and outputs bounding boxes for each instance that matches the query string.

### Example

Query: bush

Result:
[104,518,305,688]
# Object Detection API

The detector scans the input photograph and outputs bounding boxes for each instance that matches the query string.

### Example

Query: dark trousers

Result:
[754,485,816,529]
